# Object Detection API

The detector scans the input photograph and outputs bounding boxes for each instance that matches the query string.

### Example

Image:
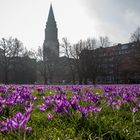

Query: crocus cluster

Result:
[0,84,140,134]
[0,85,35,133]
[0,112,31,132]
[0,86,35,114]
[37,88,102,117]
[103,85,140,111]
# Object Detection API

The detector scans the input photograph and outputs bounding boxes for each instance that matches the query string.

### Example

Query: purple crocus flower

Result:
[0,112,31,132]
[25,127,32,132]
[0,121,8,131]
[37,104,47,112]
[131,107,138,113]
[46,112,53,120]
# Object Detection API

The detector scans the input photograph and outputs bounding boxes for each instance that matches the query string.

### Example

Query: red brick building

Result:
[80,42,140,83]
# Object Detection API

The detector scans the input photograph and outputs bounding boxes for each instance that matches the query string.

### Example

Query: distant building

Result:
[41,4,73,84]
[43,4,59,62]
[80,42,140,83]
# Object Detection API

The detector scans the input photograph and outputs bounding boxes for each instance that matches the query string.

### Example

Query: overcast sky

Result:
[0,0,140,50]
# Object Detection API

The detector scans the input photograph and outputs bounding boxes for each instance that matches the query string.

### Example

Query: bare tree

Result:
[128,28,140,82]
[130,27,140,71]
[69,38,97,84]
[61,38,76,84]
[61,37,99,84]
[99,36,110,48]
[69,40,84,84]
[130,27,140,42]
[0,37,24,84]
[35,46,49,84]
[36,45,55,84]
[36,46,43,61]
[112,46,121,83]
[71,38,98,84]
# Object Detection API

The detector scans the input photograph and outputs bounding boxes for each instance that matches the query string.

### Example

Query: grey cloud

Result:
[81,0,140,43]
[82,0,140,22]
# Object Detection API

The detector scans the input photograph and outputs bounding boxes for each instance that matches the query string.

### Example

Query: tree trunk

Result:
[4,65,8,84]
[44,77,48,84]
[84,77,87,85]
[44,63,48,84]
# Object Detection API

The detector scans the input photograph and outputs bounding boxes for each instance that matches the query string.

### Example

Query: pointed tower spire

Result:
[46,4,56,26]
[48,4,54,19]
[43,4,59,61]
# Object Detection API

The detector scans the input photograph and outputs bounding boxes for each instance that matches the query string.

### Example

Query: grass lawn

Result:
[0,84,140,140]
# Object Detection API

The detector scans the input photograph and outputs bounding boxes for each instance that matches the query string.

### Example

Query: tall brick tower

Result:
[43,4,59,62]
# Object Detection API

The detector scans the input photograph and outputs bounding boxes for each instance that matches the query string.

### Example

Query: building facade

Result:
[80,42,140,84]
